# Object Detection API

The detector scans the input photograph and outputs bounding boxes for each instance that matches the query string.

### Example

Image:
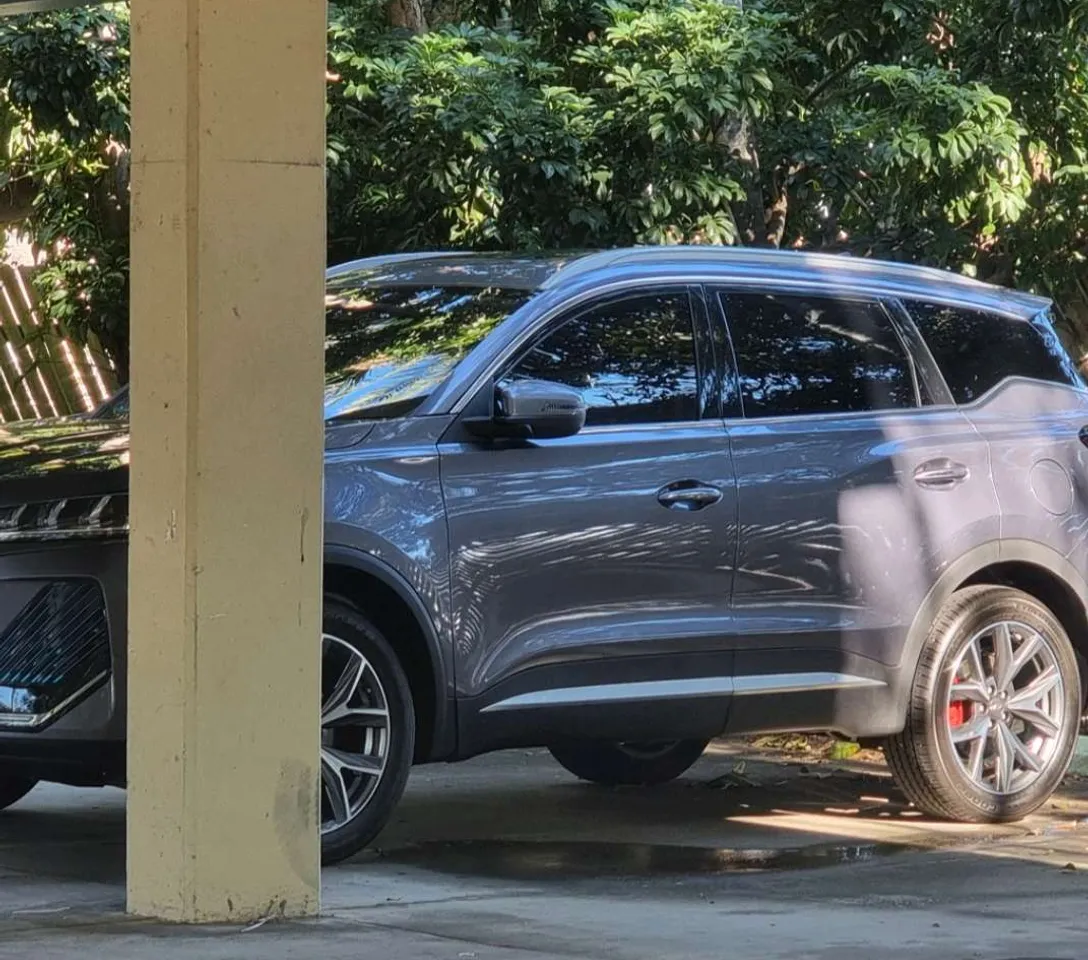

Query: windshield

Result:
[323,283,535,419]
[89,282,536,423]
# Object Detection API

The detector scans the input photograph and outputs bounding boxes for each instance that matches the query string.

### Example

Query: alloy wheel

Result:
[320,633,391,835]
[944,619,1066,795]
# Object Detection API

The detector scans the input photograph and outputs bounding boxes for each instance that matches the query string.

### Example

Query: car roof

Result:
[327,246,1051,320]
[325,251,578,293]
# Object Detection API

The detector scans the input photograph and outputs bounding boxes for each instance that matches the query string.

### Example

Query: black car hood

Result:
[0,417,130,505]
[0,412,381,508]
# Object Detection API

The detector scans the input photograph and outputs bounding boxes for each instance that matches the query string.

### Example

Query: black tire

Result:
[885,585,1081,823]
[549,739,708,786]
[320,597,415,865]
[0,776,35,812]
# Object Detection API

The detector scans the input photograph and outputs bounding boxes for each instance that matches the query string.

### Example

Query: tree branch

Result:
[805,53,863,107]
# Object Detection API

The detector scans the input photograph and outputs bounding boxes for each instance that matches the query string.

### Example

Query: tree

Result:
[0,4,130,378]
[5,0,1088,376]
[327,2,1029,246]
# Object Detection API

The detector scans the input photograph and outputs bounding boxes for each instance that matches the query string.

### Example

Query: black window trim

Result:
[482,282,717,434]
[885,298,956,407]
[706,283,924,424]
[695,283,743,421]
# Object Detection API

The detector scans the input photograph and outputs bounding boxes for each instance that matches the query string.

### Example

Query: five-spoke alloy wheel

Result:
[320,598,415,865]
[886,585,1081,823]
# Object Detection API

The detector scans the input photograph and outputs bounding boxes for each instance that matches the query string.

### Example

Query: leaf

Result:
[829,741,860,761]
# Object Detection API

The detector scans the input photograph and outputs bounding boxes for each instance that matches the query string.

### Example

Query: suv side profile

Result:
[0,246,1085,863]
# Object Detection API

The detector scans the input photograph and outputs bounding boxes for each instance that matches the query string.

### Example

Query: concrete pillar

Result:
[126,0,326,922]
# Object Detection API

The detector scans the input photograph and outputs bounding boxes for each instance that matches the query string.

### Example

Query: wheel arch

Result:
[323,544,455,762]
[896,540,1088,723]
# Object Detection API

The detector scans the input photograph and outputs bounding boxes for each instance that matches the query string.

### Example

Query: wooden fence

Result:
[0,264,118,423]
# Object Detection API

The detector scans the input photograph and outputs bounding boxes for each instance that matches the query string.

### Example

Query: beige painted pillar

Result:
[126,0,326,922]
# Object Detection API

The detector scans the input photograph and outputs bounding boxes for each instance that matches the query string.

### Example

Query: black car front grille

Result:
[0,580,111,728]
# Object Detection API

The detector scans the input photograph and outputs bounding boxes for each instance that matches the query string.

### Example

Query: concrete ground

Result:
[2,740,1088,960]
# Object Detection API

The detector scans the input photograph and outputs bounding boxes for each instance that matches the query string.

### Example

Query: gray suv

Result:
[0,246,1086,863]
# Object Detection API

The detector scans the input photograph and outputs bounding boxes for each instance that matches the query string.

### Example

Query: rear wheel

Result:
[0,776,36,812]
[320,598,415,865]
[885,585,1081,822]
[549,739,708,786]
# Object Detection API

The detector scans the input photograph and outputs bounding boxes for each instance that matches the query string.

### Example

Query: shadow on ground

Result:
[4,740,1085,897]
[367,741,1088,879]
[2,745,1088,959]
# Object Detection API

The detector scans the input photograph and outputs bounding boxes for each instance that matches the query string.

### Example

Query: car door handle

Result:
[657,481,723,511]
[913,458,970,489]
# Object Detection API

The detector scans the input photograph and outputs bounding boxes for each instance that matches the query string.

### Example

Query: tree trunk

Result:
[388,0,427,32]
[718,114,763,246]
[764,167,789,248]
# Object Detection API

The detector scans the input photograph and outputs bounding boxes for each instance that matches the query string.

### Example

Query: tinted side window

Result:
[906,301,1085,404]
[720,292,917,418]
[506,291,700,426]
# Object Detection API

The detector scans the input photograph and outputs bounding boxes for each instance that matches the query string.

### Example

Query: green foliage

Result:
[327,0,1088,323]
[0,4,130,376]
[5,0,1088,369]
[327,0,789,255]
[329,23,601,252]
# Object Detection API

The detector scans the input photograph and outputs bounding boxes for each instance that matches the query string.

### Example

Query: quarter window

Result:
[904,301,1085,404]
[720,291,917,418]
[504,291,701,426]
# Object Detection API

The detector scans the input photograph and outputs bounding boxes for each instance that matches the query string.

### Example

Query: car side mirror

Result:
[464,378,587,441]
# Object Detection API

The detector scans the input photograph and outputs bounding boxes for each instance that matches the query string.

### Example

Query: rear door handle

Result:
[657,480,723,511]
[913,458,970,489]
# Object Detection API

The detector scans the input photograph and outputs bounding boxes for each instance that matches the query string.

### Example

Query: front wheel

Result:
[320,598,415,865]
[0,776,36,812]
[549,739,708,786]
[885,585,1081,823]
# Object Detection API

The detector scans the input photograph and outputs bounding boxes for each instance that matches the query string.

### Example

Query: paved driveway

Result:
[0,741,1086,959]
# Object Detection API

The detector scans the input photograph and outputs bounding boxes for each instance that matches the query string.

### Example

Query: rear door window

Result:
[718,291,918,419]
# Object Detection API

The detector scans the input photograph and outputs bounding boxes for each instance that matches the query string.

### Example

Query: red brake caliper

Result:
[948,700,968,726]
[948,681,968,727]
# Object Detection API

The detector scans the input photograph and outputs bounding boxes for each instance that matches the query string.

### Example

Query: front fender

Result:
[323,539,456,761]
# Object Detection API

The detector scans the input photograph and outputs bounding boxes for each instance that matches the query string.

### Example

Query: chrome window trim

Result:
[543,420,730,438]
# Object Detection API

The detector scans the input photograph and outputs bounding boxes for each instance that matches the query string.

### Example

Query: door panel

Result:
[439,285,738,747]
[728,408,998,671]
[443,423,737,695]
[716,288,1000,681]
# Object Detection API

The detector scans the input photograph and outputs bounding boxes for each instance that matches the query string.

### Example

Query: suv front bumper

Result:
[0,540,126,786]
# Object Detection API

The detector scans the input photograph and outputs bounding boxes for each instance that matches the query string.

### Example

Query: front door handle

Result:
[657,480,723,511]
[913,458,970,489]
